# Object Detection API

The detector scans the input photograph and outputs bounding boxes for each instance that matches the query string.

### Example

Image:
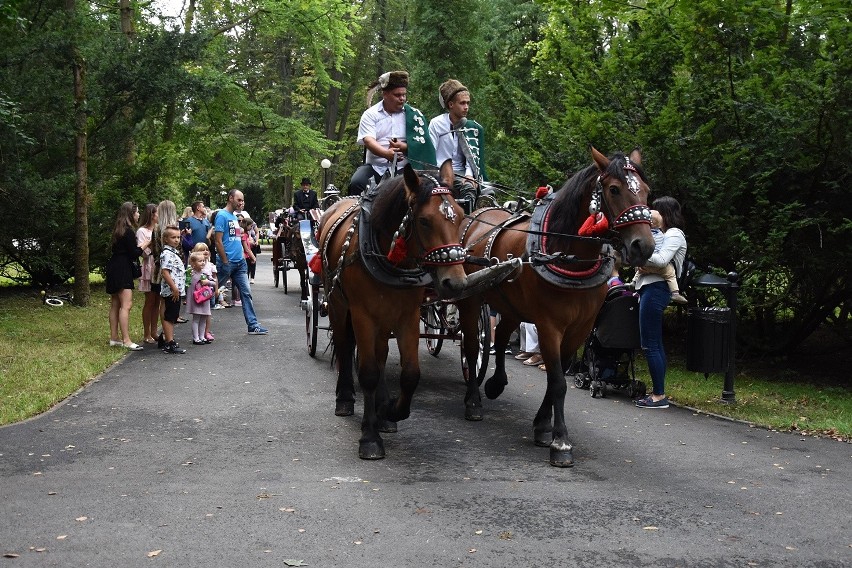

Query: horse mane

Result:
[547,152,647,242]
[370,169,443,238]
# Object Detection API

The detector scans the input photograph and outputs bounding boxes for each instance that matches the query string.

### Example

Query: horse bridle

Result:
[397,176,467,267]
[591,158,652,229]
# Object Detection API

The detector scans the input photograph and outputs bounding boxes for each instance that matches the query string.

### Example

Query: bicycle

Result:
[41,288,73,307]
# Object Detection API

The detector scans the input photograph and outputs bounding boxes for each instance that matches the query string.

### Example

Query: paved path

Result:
[1,252,850,567]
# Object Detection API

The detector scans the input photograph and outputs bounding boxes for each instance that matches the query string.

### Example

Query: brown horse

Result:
[317,163,493,460]
[455,147,656,467]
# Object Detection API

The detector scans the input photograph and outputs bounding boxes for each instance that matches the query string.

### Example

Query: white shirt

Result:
[428,113,469,176]
[357,101,407,175]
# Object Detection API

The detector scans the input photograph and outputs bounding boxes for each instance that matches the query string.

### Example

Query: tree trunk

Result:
[276,39,295,206]
[68,0,90,305]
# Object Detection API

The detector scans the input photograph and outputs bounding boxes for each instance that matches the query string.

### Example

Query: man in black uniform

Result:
[293,177,320,220]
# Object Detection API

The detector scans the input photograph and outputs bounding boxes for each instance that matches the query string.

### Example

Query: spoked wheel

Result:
[282,261,289,294]
[420,303,444,357]
[309,285,320,356]
[305,283,317,356]
[462,304,491,384]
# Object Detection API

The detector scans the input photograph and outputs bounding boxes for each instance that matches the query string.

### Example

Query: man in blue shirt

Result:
[186,201,211,247]
[214,190,268,335]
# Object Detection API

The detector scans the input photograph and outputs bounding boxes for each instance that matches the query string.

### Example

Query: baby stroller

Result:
[573,285,647,399]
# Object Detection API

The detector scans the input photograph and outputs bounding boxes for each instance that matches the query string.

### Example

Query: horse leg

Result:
[384,318,420,424]
[537,333,574,467]
[333,309,356,416]
[373,338,398,433]
[354,340,385,460]
[457,299,484,421]
[484,316,517,400]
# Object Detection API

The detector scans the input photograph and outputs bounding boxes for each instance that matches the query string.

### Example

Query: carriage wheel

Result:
[420,304,444,356]
[305,281,314,355]
[462,305,490,384]
[309,285,320,357]
[282,261,289,294]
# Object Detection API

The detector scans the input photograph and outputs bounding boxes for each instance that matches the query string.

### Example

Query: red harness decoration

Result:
[535,186,549,200]
[308,253,323,275]
[387,236,408,264]
[578,212,610,236]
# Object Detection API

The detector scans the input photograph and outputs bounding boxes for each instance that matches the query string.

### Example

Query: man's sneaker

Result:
[671,291,688,305]
[248,326,268,335]
[635,395,669,408]
[164,340,186,354]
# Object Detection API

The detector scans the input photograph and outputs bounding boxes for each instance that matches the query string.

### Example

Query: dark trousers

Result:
[348,164,381,196]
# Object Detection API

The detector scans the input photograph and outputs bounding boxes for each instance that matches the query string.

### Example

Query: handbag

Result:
[193,281,214,304]
[131,259,142,279]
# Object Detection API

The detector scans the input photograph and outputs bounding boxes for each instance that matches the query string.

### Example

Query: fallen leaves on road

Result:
[75,516,88,522]
[147,549,162,557]
[643,526,659,531]
[283,560,308,567]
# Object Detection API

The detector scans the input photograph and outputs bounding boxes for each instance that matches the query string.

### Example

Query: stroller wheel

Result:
[635,380,647,399]
[590,381,600,398]
[573,373,589,389]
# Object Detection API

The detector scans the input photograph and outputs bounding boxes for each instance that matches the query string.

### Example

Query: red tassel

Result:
[578,213,609,236]
[308,254,323,275]
[387,236,408,264]
[535,186,549,200]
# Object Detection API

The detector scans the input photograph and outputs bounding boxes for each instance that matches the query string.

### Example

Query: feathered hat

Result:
[365,71,409,107]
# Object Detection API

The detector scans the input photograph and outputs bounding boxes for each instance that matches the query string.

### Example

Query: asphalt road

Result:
[1,251,850,567]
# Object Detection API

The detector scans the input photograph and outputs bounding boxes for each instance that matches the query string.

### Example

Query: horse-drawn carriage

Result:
[272,186,343,295]
[306,148,655,467]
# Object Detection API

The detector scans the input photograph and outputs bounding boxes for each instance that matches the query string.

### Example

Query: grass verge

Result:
[0,286,127,425]
[1,285,850,440]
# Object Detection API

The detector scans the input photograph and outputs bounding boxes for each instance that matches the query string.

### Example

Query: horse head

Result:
[590,146,655,266]
[395,161,470,298]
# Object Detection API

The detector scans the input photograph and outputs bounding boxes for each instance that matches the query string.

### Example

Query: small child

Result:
[186,251,213,345]
[159,226,187,354]
[192,242,218,341]
[636,210,687,304]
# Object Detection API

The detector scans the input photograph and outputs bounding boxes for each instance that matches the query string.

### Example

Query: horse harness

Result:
[320,179,466,301]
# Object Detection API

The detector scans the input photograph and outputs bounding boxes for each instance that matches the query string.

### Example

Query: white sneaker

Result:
[212,304,225,310]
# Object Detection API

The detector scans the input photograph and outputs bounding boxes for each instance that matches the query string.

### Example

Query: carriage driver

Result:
[293,177,320,221]
[347,70,436,196]
[428,79,489,214]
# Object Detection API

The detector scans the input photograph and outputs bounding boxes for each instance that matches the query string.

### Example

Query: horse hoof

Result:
[483,377,507,400]
[359,440,385,460]
[378,420,398,433]
[533,430,552,447]
[465,406,483,421]
[549,447,575,468]
[335,401,354,416]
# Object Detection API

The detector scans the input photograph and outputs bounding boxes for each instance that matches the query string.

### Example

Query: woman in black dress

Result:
[106,202,150,350]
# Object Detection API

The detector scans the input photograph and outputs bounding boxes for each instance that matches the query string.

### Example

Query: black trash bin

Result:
[686,307,731,374]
